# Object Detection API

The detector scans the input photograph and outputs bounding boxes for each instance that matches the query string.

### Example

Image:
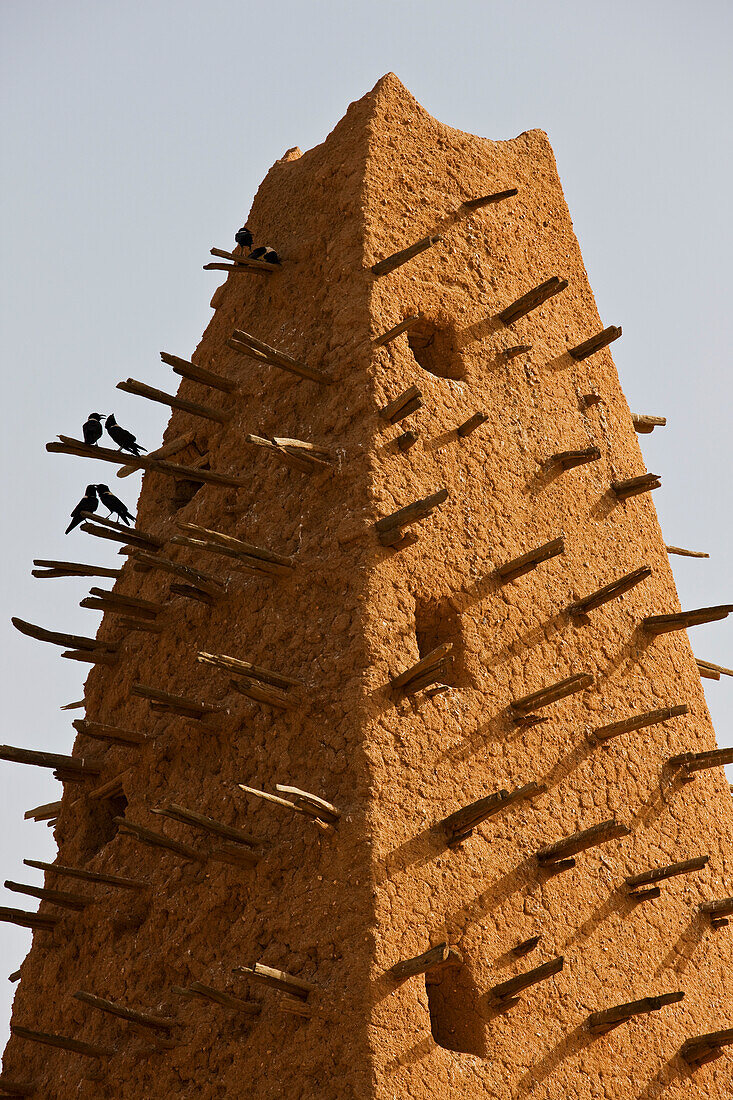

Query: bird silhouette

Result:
[105,413,146,455]
[82,412,105,446]
[96,484,135,526]
[65,485,98,534]
[249,246,281,264]
[235,225,253,250]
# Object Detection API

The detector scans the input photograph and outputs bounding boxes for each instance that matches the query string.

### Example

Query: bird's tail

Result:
[65,517,79,534]
[130,444,147,455]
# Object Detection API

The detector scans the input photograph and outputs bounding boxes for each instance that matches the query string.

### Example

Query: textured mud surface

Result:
[3,75,732,1099]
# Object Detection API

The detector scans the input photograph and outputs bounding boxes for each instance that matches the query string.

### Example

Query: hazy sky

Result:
[1,0,731,1046]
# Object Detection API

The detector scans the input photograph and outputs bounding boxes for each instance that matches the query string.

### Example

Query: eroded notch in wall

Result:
[407,318,465,380]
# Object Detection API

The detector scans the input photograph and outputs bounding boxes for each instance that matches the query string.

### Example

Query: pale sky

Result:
[1,0,731,1045]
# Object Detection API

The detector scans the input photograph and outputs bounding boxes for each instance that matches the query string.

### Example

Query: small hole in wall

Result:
[407,319,465,380]
[171,477,205,510]
[425,963,486,1056]
[414,596,471,688]
[77,793,128,861]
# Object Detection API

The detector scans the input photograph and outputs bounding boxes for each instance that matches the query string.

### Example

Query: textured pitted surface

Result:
[3,74,732,1099]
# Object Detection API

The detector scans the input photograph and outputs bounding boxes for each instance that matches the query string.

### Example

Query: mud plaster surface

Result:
[3,75,732,1100]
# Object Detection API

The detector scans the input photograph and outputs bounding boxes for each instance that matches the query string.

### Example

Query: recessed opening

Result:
[414,596,471,688]
[171,476,206,509]
[79,793,128,861]
[426,963,486,1056]
[407,319,465,380]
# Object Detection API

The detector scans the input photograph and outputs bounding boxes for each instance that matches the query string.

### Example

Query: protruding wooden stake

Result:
[88,770,130,803]
[537,819,629,867]
[391,642,453,694]
[161,351,237,394]
[666,545,709,559]
[667,747,733,776]
[498,277,568,325]
[696,658,733,680]
[388,942,462,981]
[235,962,316,999]
[32,559,121,580]
[488,957,564,1006]
[510,673,593,717]
[61,648,118,668]
[569,565,652,618]
[205,248,275,274]
[440,783,545,846]
[172,981,260,1015]
[502,344,532,360]
[546,446,601,471]
[199,651,299,709]
[74,990,176,1032]
[589,704,689,744]
[371,234,443,277]
[632,414,666,434]
[11,616,115,656]
[131,684,226,719]
[700,897,733,925]
[151,802,256,848]
[379,385,424,423]
[117,378,231,424]
[117,431,198,478]
[114,817,204,862]
[375,489,449,546]
[396,429,419,453]
[643,605,733,635]
[227,329,331,384]
[498,536,565,581]
[23,859,147,891]
[568,326,622,361]
[245,434,332,473]
[611,472,661,500]
[48,436,248,489]
[681,1027,733,1066]
[0,745,99,780]
[11,1026,113,1059]
[373,315,422,346]
[79,511,164,550]
[238,784,338,827]
[512,936,541,958]
[0,908,59,932]
[128,552,226,600]
[462,187,518,210]
[587,992,684,1034]
[625,856,709,895]
[24,801,62,823]
[457,412,488,438]
[174,521,293,572]
[4,880,92,912]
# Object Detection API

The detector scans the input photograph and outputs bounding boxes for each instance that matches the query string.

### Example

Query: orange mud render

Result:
[2,74,732,1099]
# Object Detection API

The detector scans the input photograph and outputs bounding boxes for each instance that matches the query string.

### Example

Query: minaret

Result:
[2,74,732,1099]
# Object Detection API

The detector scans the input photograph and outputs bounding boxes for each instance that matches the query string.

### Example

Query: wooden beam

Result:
[667,747,733,775]
[114,817,204,862]
[151,802,255,847]
[632,414,666,434]
[537,819,629,866]
[388,942,462,981]
[568,325,622,361]
[117,431,198,478]
[172,981,260,1015]
[611,472,661,500]
[0,908,59,932]
[72,719,147,747]
[546,446,601,471]
[625,856,709,893]
[462,187,518,210]
[11,616,114,654]
[32,559,121,580]
[23,859,147,891]
[589,704,689,744]
[440,783,545,845]
[129,552,226,599]
[131,684,226,719]
[10,1026,113,1059]
[245,433,332,473]
[48,436,248,489]
[61,649,118,668]
[161,352,237,394]
[117,378,231,424]
[498,277,568,325]
[273,786,341,823]
[208,248,276,273]
[395,429,419,453]
[379,385,424,423]
[680,1027,733,1065]
[510,673,593,716]
[642,605,733,636]
[502,344,532,360]
[373,315,422,346]
[512,936,541,958]
[666,545,709,559]
[697,658,733,678]
[74,990,175,1032]
[228,328,331,384]
[568,565,652,617]
[0,745,99,777]
[375,489,448,545]
[488,957,564,1006]
[457,412,488,438]
[371,234,443,277]
[391,642,453,692]
[587,992,684,1034]
[235,962,316,999]
[4,880,92,912]
[497,536,564,581]
[24,800,62,822]
[198,651,301,690]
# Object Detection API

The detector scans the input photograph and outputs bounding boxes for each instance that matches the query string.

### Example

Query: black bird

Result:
[65,484,98,534]
[96,484,135,526]
[82,412,105,446]
[235,225,253,250]
[249,245,281,264]
[105,413,147,456]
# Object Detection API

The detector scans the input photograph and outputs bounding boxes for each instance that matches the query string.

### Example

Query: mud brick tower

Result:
[2,74,732,1099]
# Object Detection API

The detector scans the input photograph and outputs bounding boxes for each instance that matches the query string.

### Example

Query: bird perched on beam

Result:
[65,485,98,534]
[96,484,135,526]
[82,412,105,446]
[235,225,253,250]
[249,246,281,264]
[105,413,146,456]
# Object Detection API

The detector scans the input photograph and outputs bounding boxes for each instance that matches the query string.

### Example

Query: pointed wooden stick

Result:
[0,745,99,777]
[642,605,733,635]
[497,536,564,581]
[502,344,532,360]
[32,559,121,580]
[371,234,443,277]
[666,545,709,559]
[457,412,488,438]
[546,446,601,471]
[23,859,147,891]
[10,1026,113,1059]
[87,586,163,613]
[498,277,568,325]
[632,414,666,434]
[61,648,118,668]
[274,786,341,822]
[11,616,114,654]
[72,719,147,747]
[568,326,622,361]
[197,651,301,691]
[537,820,629,866]
[589,704,689,744]
[161,352,236,394]
[172,981,260,1014]
[60,700,85,711]
[626,856,709,893]
[388,942,462,981]
[74,990,176,1032]
[696,658,733,678]
[235,962,316,998]
[373,315,422,346]
[488,956,564,1005]
[569,565,652,617]
[391,642,452,692]
[228,329,331,384]
[0,908,59,932]
[462,187,518,210]
[4,880,92,912]
[667,747,733,774]
[114,818,204,862]
[128,552,226,599]
[131,684,226,719]
[396,429,419,452]
[587,992,684,1034]
[440,783,545,845]
[48,437,248,489]
[510,673,593,717]
[24,800,61,822]
[375,489,449,545]
[117,378,231,424]
[238,784,315,818]
[80,523,163,553]
[379,385,424,423]
[80,595,161,620]
[681,1027,733,1064]
[151,802,255,847]
[611,472,661,500]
